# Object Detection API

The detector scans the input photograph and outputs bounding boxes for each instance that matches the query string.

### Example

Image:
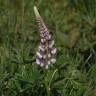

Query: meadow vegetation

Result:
[0,0,96,96]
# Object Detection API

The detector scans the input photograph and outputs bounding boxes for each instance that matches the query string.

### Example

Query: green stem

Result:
[45,40,49,67]
[44,70,50,96]
[44,39,50,96]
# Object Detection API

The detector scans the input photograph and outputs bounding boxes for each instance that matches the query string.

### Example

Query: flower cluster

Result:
[34,6,56,69]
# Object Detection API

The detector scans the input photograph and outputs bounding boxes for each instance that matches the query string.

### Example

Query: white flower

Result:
[51,48,56,54]
[51,58,56,63]
[49,40,54,48]
[40,63,44,67]
[39,46,45,51]
[36,52,42,58]
[36,59,40,65]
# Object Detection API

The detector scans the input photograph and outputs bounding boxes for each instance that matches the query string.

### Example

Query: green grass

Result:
[0,0,96,96]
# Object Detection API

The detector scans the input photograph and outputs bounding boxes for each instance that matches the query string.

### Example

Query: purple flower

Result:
[34,6,56,69]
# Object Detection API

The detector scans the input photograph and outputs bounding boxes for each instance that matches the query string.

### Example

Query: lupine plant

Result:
[34,6,56,69]
[33,6,57,96]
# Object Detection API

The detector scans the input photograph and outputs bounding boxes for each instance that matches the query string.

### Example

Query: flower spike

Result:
[34,6,56,69]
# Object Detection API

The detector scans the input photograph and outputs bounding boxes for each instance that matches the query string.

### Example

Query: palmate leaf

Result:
[15,66,42,83]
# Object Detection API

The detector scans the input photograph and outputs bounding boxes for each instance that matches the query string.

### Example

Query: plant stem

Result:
[44,70,50,96]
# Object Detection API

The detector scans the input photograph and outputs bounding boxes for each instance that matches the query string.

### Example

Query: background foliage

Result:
[0,0,96,96]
